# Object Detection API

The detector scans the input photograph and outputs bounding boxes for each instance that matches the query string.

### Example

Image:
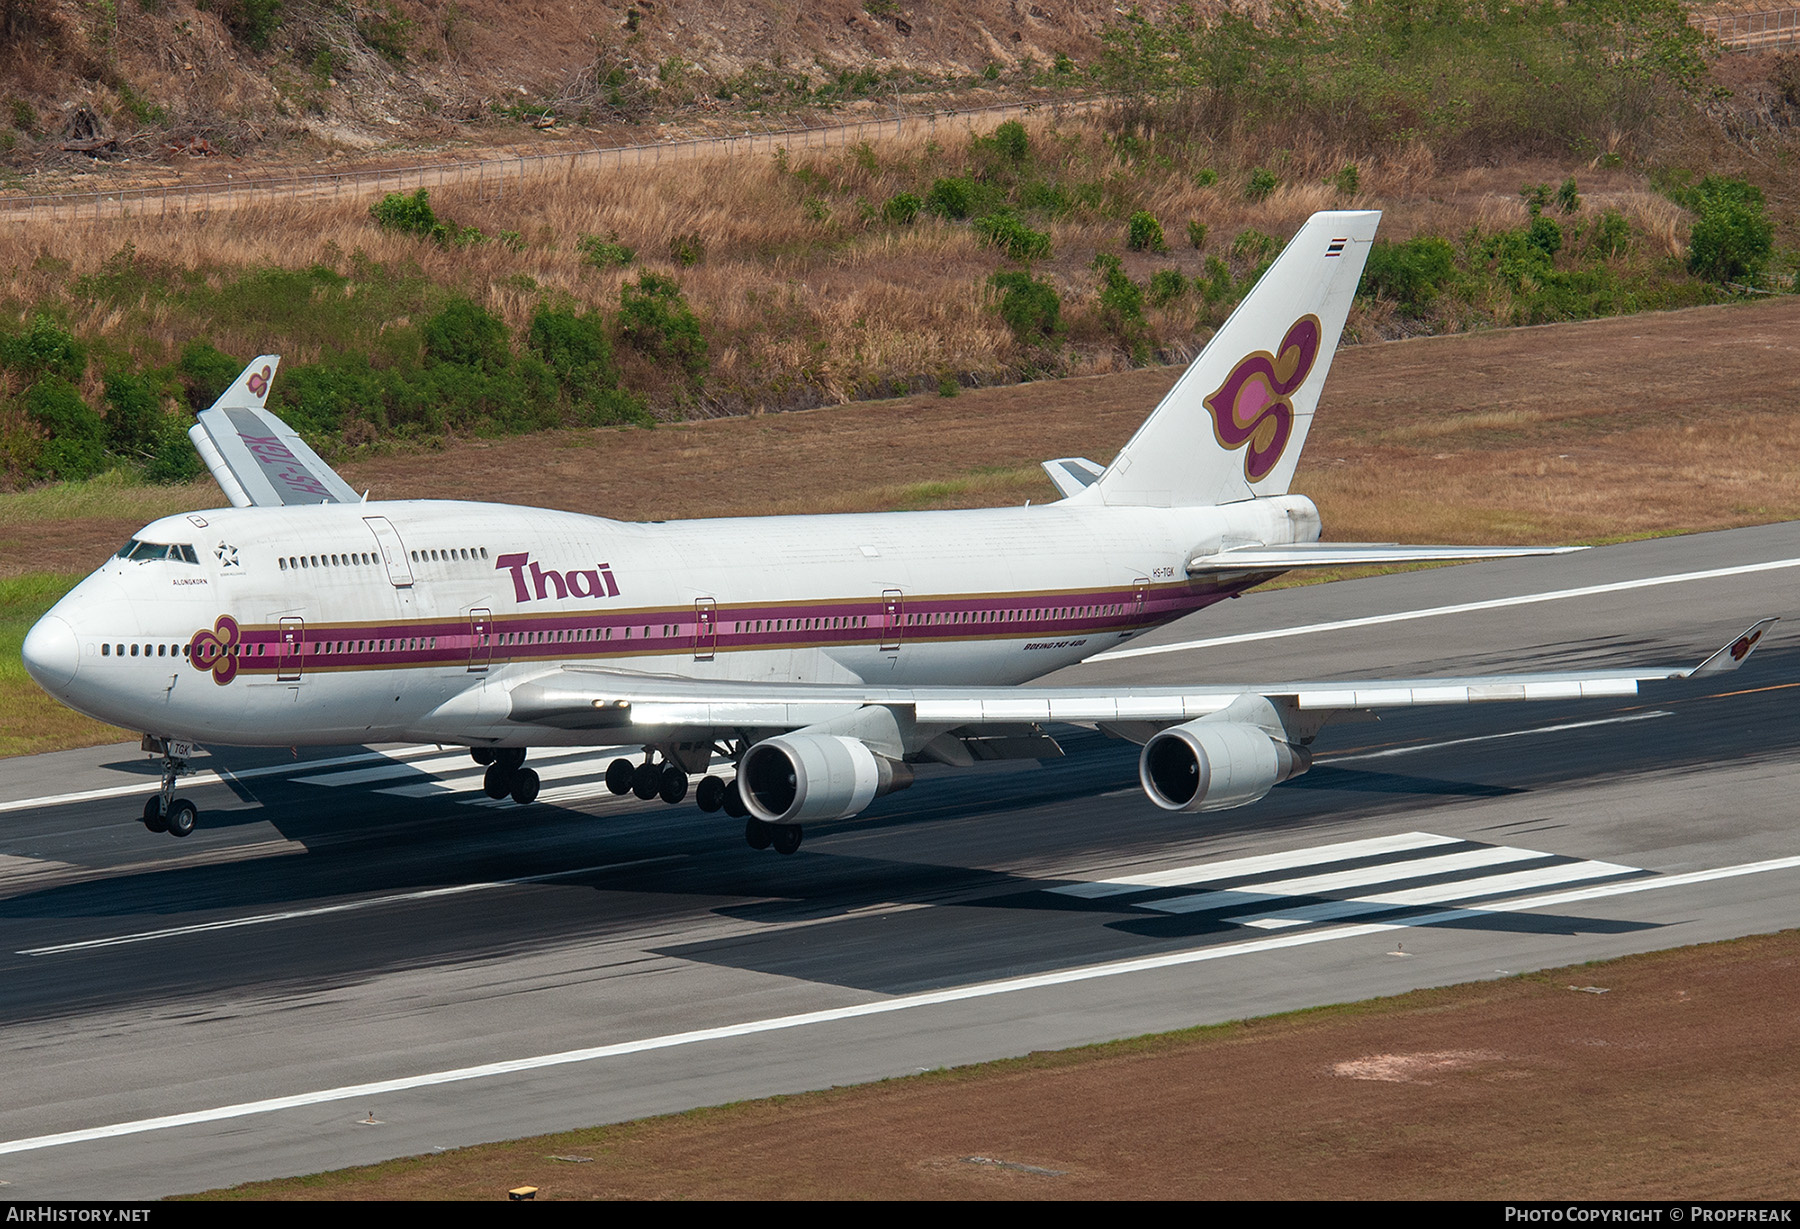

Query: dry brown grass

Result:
[193,929,1800,1200]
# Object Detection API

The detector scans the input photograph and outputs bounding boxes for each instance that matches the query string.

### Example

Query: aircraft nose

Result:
[22,614,80,693]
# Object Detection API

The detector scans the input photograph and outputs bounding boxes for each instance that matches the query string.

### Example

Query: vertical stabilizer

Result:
[1085,210,1379,508]
[188,355,362,507]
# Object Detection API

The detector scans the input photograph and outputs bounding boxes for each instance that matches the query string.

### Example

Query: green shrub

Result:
[974,210,1052,262]
[1187,219,1208,249]
[1245,167,1278,201]
[619,272,707,380]
[1126,210,1167,252]
[1148,268,1188,307]
[422,298,511,372]
[1230,229,1276,262]
[1335,164,1360,196]
[1093,253,1145,328]
[145,416,203,484]
[369,189,482,247]
[1360,236,1457,316]
[1556,177,1581,214]
[1526,214,1564,258]
[984,119,1030,163]
[1193,167,1217,188]
[989,270,1063,342]
[882,192,922,224]
[923,176,976,220]
[1677,176,1774,284]
[1199,255,1234,303]
[0,314,86,381]
[669,232,705,266]
[26,377,106,480]
[101,370,166,457]
[528,304,618,391]
[1588,209,1631,259]
[177,340,241,411]
[1520,183,1552,216]
[357,1,413,63]
[577,232,636,268]
[218,0,284,52]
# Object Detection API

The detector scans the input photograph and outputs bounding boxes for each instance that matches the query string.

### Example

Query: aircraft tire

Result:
[605,758,635,795]
[143,796,168,833]
[483,764,515,800]
[695,775,726,813]
[471,747,495,766]
[722,780,747,818]
[745,817,773,850]
[510,767,541,806]
[165,799,197,839]
[497,747,527,772]
[770,824,803,856]
[631,763,661,801]
[658,764,688,805]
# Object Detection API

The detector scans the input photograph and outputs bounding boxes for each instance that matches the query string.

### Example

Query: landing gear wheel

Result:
[695,776,727,813]
[142,796,167,833]
[510,767,540,805]
[770,824,803,856]
[722,780,747,818]
[631,762,661,801]
[497,747,526,772]
[658,764,689,805]
[165,799,197,839]
[605,758,635,796]
[745,817,773,850]
[471,747,495,766]
[483,763,516,800]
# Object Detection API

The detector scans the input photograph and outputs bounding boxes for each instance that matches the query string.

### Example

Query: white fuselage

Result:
[28,494,1319,749]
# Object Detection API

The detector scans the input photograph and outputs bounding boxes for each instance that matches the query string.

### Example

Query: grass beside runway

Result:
[186,928,1800,1200]
[0,572,129,758]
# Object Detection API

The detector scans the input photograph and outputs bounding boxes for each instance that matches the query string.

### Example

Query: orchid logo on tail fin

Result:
[1202,315,1322,482]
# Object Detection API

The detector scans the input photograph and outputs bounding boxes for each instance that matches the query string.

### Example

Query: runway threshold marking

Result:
[1090,556,1800,662]
[15,856,682,957]
[4,850,1798,1159]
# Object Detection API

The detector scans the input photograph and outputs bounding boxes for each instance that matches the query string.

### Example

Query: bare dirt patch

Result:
[200,930,1800,1200]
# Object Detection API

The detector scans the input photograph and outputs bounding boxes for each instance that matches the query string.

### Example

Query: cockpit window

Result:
[117,540,200,564]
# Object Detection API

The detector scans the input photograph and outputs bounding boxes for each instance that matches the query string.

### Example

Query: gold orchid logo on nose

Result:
[188,615,242,685]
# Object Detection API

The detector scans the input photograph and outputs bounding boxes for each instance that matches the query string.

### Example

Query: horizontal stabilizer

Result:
[187,356,361,507]
[1042,457,1106,500]
[1187,542,1586,575]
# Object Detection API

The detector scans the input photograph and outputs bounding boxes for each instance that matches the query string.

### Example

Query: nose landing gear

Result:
[143,745,197,839]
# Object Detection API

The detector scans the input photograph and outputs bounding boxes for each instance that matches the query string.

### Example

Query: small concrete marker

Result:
[356,1110,383,1126]
[509,1186,538,1201]
[1569,985,1611,994]
[548,1155,593,1163]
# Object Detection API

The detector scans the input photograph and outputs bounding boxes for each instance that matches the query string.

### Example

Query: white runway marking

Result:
[1319,711,1673,763]
[1229,860,1640,929]
[0,745,443,815]
[16,857,682,957]
[1143,844,1547,915]
[4,849,1797,1159]
[1090,557,1800,662]
[1048,831,1460,899]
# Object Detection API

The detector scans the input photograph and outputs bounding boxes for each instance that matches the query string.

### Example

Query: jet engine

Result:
[739,733,913,825]
[1138,718,1312,813]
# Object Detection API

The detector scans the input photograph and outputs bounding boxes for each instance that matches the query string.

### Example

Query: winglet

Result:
[1686,618,1778,678]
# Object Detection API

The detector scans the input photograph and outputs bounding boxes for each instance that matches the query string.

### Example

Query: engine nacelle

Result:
[740,733,912,825]
[1138,719,1311,813]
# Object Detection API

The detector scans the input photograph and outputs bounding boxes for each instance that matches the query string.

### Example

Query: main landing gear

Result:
[474,747,539,805]
[600,745,804,855]
[143,750,197,839]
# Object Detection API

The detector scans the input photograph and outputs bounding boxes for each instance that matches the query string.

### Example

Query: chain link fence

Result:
[0,96,1102,224]
[1696,6,1800,52]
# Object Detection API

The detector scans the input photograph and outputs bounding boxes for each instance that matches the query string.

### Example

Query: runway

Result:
[2,521,1797,1198]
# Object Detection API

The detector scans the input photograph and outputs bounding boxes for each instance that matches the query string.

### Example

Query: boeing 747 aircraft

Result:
[20,210,1774,852]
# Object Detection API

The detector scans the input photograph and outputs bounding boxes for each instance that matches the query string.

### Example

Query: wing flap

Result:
[1187,542,1585,574]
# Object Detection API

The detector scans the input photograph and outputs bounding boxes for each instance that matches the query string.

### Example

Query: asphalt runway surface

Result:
[2,522,1797,1199]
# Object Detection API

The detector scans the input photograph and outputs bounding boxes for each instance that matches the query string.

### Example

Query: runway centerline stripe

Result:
[1089,556,1800,662]
[16,856,682,957]
[1318,711,1673,764]
[1048,831,1460,898]
[8,849,1794,1159]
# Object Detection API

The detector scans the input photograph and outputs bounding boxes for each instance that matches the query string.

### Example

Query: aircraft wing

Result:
[187,356,362,507]
[1186,542,1585,574]
[505,618,1777,733]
